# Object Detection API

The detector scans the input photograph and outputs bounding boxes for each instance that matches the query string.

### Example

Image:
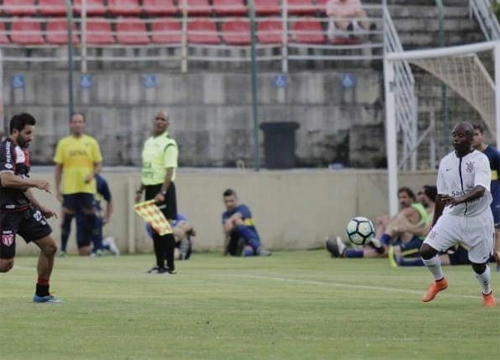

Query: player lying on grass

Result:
[326,186,430,259]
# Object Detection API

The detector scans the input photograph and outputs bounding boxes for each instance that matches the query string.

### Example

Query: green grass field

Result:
[0,251,499,360]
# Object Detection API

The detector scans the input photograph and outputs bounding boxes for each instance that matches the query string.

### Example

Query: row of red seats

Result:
[0,0,328,17]
[0,17,328,45]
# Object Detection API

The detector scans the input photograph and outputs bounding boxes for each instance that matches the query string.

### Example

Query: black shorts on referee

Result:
[144,182,178,221]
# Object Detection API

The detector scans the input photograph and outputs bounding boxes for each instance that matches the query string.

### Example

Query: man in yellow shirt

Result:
[53,113,103,256]
[135,111,178,274]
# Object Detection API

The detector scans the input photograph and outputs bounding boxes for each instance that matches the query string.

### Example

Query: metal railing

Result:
[469,0,500,40]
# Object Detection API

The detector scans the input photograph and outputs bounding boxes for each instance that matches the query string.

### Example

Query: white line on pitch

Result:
[219,274,481,300]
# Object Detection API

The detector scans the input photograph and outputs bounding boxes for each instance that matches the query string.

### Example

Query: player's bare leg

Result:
[0,258,14,273]
[33,235,63,303]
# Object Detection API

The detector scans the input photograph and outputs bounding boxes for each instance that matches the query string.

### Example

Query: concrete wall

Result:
[2,70,384,168]
[15,168,437,256]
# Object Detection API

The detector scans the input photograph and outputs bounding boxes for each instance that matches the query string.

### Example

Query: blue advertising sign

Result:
[80,74,93,89]
[342,73,356,88]
[142,74,158,89]
[11,74,24,89]
[273,74,287,88]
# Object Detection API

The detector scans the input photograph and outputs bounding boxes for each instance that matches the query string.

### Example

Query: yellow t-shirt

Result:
[141,132,178,185]
[53,134,103,194]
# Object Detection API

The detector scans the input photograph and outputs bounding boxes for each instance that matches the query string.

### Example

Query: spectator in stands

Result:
[326,186,429,258]
[325,0,375,40]
[222,189,271,257]
[146,213,196,261]
[473,123,500,272]
[74,173,119,257]
[54,112,103,257]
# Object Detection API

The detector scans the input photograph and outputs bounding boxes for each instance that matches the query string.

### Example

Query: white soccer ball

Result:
[345,216,375,246]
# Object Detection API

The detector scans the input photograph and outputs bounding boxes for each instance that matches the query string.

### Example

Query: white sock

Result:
[475,265,492,295]
[422,255,444,281]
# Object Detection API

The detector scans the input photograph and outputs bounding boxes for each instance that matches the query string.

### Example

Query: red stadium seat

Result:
[39,0,67,16]
[85,18,114,45]
[151,19,182,44]
[212,0,247,16]
[187,18,220,44]
[143,0,178,16]
[3,0,37,16]
[222,18,250,45]
[108,0,141,16]
[0,23,10,45]
[291,18,325,44]
[254,0,281,16]
[181,0,212,16]
[73,0,107,16]
[116,19,150,45]
[287,0,315,15]
[11,19,45,45]
[46,19,79,45]
[257,18,283,44]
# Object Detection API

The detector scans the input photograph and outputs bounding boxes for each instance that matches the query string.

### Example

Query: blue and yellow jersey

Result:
[483,145,500,204]
[222,204,260,239]
[53,134,103,194]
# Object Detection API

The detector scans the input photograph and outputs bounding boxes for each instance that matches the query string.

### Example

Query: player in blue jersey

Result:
[74,174,119,256]
[222,189,271,257]
[473,124,500,271]
[145,213,195,260]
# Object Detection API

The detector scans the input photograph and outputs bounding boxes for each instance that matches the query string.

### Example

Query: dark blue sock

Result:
[398,257,424,266]
[85,213,102,251]
[60,213,74,252]
[380,233,392,247]
[345,249,364,258]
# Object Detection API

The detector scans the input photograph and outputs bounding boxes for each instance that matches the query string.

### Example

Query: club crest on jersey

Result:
[465,161,474,173]
[2,233,14,246]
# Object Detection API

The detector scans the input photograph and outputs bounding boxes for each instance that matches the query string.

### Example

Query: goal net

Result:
[384,41,500,215]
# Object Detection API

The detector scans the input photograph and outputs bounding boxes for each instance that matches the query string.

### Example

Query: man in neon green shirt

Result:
[135,111,178,274]
[54,113,103,256]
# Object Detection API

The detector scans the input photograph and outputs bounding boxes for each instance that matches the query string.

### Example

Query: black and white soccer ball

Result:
[345,216,375,246]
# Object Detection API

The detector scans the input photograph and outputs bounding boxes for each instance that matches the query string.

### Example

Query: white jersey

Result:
[437,149,492,217]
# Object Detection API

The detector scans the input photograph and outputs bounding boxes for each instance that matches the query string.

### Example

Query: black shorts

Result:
[0,207,52,259]
[144,182,178,220]
[63,193,95,212]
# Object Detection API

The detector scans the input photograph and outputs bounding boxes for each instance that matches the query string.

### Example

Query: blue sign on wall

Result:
[342,73,356,88]
[142,74,158,89]
[80,74,93,89]
[273,74,287,88]
[11,74,25,89]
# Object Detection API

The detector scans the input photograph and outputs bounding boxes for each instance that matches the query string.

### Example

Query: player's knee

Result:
[471,262,487,274]
[419,243,436,260]
[0,259,14,272]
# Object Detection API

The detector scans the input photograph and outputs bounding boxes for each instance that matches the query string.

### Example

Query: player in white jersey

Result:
[419,122,496,307]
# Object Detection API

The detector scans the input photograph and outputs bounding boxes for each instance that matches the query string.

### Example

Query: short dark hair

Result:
[473,123,484,134]
[70,112,85,122]
[398,186,416,201]
[223,188,236,197]
[9,113,36,134]
[422,185,437,202]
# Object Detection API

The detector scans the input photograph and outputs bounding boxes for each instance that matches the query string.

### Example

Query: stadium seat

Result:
[254,0,281,16]
[11,19,45,45]
[46,19,79,45]
[85,18,115,45]
[291,18,325,44]
[143,0,178,16]
[181,0,212,16]
[212,0,247,16]
[222,18,250,45]
[151,19,182,44]
[39,0,67,16]
[116,19,150,45]
[315,0,328,11]
[257,18,283,44]
[3,0,37,16]
[73,0,107,16]
[0,23,10,45]
[108,0,141,16]
[187,18,220,44]
[287,0,316,15]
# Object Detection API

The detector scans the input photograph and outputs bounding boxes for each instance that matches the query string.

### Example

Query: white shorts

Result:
[424,210,494,264]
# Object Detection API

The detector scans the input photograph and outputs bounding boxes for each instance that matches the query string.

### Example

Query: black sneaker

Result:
[146,266,159,273]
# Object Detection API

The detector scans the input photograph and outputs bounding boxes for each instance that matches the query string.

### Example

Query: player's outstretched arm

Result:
[24,189,57,219]
[0,172,50,192]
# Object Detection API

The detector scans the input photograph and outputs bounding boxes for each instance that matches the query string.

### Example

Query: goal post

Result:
[384,40,500,216]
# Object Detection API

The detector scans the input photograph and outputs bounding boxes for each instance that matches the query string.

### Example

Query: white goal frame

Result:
[384,41,500,216]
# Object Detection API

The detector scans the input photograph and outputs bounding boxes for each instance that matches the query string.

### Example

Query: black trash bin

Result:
[260,121,300,169]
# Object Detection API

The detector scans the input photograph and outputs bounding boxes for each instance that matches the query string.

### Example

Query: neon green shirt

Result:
[141,131,178,185]
[53,134,103,194]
